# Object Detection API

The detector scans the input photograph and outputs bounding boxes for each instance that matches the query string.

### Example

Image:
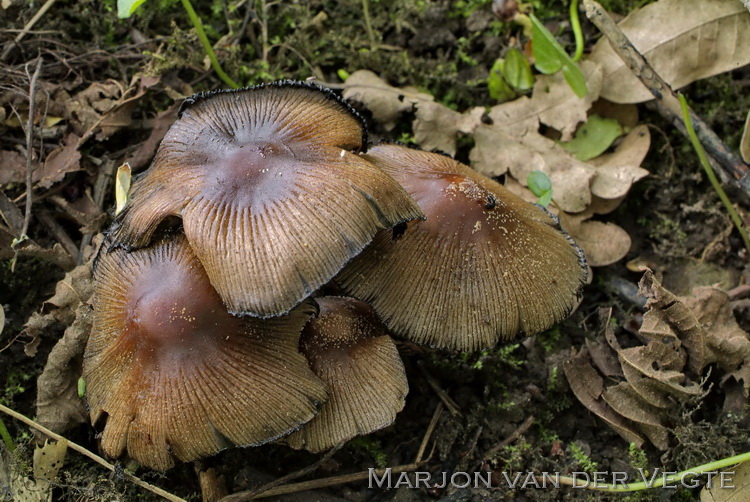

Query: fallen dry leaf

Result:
[64,81,124,136]
[682,286,750,392]
[601,382,669,449]
[36,304,91,434]
[701,460,750,502]
[340,68,648,266]
[588,0,750,104]
[0,149,31,185]
[342,70,433,131]
[5,439,68,502]
[638,269,750,393]
[558,212,631,267]
[589,125,650,199]
[563,349,645,447]
[127,102,180,172]
[531,61,602,141]
[37,133,81,189]
[413,101,484,155]
[23,262,93,356]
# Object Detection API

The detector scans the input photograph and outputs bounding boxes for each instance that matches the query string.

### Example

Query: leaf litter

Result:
[343,59,649,267]
[566,270,750,450]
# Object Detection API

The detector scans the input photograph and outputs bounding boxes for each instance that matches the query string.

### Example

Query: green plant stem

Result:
[678,94,750,252]
[361,0,377,50]
[570,0,584,62]
[180,0,239,88]
[0,417,15,452]
[550,452,750,491]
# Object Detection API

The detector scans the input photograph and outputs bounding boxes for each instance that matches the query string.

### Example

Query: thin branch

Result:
[583,0,750,197]
[20,57,42,240]
[0,403,186,502]
[220,445,343,502]
[483,415,536,460]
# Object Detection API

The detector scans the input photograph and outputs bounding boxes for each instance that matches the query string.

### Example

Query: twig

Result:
[1,0,57,61]
[417,361,463,418]
[482,415,535,461]
[221,401,442,501]
[0,403,186,502]
[20,58,43,240]
[415,402,443,464]
[583,0,750,196]
[221,445,343,501]
[227,462,425,500]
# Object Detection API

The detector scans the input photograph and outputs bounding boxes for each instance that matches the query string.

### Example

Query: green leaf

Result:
[488,59,516,102]
[337,69,351,82]
[530,13,588,98]
[503,48,534,91]
[118,0,148,19]
[527,170,553,207]
[559,115,623,161]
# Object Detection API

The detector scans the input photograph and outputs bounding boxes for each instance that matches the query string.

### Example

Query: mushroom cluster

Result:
[83,80,587,470]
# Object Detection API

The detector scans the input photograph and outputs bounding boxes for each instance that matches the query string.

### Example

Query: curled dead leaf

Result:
[36,304,91,434]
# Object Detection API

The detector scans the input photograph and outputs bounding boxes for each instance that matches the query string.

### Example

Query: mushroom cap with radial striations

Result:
[285,296,408,453]
[108,81,423,318]
[83,234,328,471]
[335,144,588,352]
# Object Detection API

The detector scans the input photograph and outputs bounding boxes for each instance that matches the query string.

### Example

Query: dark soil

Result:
[2,1,750,501]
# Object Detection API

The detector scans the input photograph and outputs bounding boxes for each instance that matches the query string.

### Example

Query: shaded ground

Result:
[1,0,750,500]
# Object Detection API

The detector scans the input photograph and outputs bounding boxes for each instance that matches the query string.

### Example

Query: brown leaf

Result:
[620,362,675,409]
[602,382,668,429]
[585,338,623,378]
[531,61,602,141]
[0,149,29,185]
[65,81,123,135]
[342,70,433,130]
[618,342,703,399]
[23,263,93,357]
[558,212,631,266]
[563,350,645,446]
[639,269,708,373]
[472,122,596,212]
[0,191,24,236]
[589,125,650,200]
[700,460,750,502]
[35,305,90,434]
[127,102,180,172]
[412,102,483,155]
[588,0,750,104]
[38,133,81,189]
[683,286,750,391]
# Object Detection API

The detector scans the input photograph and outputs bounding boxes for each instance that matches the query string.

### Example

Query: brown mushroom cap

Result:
[110,82,422,318]
[285,296,408,453]
[336,144,587,351]
[83,234,328,471]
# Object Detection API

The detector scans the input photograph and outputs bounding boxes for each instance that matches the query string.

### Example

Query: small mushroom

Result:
[336,144,588,351]
[83,234,328,471]
[110,82,422,318]
[285,296,408,453]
